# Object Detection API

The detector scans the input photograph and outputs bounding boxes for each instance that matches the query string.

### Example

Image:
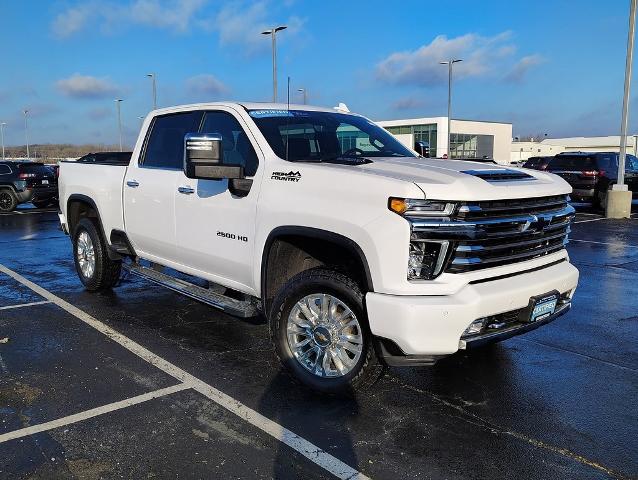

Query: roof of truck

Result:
[149,102,349,116]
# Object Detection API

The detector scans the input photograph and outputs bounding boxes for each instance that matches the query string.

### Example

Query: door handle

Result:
[126,180,140,188]
[178,186,195,194]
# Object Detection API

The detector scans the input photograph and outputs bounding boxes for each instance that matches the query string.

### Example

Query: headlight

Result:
[389,197,456,217]
[408,239,450,280]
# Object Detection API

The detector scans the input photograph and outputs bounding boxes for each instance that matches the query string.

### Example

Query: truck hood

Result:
[350,156,572,201]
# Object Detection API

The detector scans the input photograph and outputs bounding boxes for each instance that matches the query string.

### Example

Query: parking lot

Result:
[0,204,637,479]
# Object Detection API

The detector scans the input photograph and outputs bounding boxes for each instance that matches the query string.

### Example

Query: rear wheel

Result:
[72,217,121,291]
[269,268,384,394]
[0,190,17,212]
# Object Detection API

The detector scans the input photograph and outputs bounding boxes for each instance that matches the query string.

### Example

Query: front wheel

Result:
[269,268,384,394]
[72,217,121,291]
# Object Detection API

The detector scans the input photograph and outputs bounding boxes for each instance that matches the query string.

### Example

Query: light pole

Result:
[261,25,287,102]
[613,0,637,212]
[297,88,307,104]
[440,59,462,158]
[115,99,123,152]
[0,122,6,160]
[147,73,157,110]
[23,110,30,159]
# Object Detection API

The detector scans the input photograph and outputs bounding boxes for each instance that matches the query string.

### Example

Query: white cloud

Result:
[52,5,93,38]
[128,0,207,31]
[186,74,229,97]
[376,32,519,86]
[504,54,545,83]
[210,1,305,54]
[56,74,119,99]
[51,0,209,38]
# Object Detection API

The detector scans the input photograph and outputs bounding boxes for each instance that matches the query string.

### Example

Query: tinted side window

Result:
[143,111,203,169]
[201,111,259,176]
[0,164,11,175]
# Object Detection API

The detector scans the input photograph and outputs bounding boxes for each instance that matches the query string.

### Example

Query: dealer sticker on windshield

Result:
[530,293,558,322]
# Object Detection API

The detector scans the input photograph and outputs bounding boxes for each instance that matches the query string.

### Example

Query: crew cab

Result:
[0,161,58,212]
[58,102,579,393]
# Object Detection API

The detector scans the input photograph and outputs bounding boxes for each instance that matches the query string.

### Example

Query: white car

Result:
[58,102,579,394]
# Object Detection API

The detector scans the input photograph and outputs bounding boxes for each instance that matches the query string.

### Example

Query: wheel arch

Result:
[260,226,374,316]
[67,194,120,260]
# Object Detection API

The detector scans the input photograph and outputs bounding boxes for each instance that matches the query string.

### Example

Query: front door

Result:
[173,109,262,294]
[124,110,204,264]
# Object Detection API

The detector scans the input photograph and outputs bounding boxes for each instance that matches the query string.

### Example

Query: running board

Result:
[123,263,259,318]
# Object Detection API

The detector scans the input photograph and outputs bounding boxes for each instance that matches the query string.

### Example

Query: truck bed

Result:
[59,161,128,235]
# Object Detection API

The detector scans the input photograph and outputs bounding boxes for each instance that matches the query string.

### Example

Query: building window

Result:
[450,133,494,159]
[384,123,438,156]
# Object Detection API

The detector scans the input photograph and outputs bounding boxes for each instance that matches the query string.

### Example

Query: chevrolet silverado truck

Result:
[58,102,579,393]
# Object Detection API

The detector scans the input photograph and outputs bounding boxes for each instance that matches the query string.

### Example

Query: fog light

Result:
[463,318,486,336]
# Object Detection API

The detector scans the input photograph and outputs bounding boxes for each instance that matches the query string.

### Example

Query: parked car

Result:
[0,161,58,212]
[522,156,552,170]
[58,102,578,394]
[76,152,133,165]
[541,152,638,207]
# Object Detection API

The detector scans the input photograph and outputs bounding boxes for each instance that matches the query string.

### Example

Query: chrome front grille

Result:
[409,195,574,274]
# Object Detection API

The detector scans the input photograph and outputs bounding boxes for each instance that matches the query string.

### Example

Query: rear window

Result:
[548,156,596,170]
[18,164,52,175]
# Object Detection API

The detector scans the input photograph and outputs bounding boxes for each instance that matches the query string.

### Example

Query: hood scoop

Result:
[461,169,534,182]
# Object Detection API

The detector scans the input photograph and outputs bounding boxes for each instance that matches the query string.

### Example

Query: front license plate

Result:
[530,294,558,322]
[42,179,49,185]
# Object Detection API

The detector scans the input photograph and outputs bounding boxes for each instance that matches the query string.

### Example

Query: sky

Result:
[0,0,636,147]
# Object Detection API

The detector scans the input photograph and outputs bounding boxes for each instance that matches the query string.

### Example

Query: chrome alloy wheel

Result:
[76,231,96,279]
[286,294,364,378]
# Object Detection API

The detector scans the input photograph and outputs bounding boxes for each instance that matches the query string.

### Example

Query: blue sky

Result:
[0,0,635,147]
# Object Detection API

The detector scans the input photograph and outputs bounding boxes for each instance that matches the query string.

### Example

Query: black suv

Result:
[536,152,638,207]
[76,152,132,165]
[522,156,552,170]
[0,161,58,212]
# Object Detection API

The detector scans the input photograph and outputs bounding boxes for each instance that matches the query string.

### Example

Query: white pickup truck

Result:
[58,102,579,393]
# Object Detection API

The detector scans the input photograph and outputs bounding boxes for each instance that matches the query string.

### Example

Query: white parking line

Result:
[0,300,52,311]
[570,239,638,249]
[0,383,190,443]
[0,263,370,480]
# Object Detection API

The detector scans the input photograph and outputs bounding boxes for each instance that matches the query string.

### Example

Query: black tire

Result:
[269,268,384,395]
[31,200,49,209]
[72,217,121,291]
[0,189,17,212]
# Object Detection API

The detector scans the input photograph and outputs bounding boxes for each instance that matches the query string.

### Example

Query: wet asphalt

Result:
[0,204,637,479]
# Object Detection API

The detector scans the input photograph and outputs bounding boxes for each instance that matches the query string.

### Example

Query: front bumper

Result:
[366,259,579,360]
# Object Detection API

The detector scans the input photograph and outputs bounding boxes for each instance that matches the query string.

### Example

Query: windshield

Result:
[248,109,416,162]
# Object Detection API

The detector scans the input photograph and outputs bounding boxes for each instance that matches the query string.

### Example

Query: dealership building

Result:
[376,117,513,164]
[511,135,638,163]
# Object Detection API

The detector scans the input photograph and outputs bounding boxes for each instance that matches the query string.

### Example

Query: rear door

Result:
[173,108,263,292]
[123,110,203,264]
